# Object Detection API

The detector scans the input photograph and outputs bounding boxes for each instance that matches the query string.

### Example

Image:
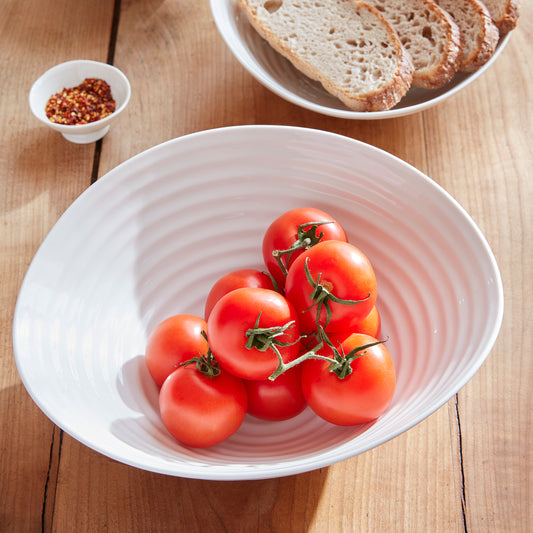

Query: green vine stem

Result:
[245,314,299,352]
[272,220,334,276]
[179,330,220,377]
[303,257,370,330]
[266,328,386,381]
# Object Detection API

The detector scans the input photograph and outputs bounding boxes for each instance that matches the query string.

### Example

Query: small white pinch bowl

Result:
[29,59,131,144]
[13,126,503,480]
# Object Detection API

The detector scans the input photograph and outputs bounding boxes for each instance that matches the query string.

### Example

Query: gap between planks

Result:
[41,426,63,532]
[91,0,122,186]
[455,394,468,533]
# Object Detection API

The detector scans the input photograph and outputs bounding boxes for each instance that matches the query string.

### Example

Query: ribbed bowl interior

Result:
[13,126,503,480]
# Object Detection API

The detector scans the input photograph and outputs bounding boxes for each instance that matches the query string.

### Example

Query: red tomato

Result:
[342,305,381,339]
[301,333,395,426]
[145,314,209,387]
[159,364,247,448]
[262,207,347,290]
[285,240,377,334]
[244,365,306,421]
[207,288,301,381]
[204,268,276,320]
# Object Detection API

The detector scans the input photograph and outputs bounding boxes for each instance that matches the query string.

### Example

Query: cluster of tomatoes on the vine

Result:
[144,208,396,448]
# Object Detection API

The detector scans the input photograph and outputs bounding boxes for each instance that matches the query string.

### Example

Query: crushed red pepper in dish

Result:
[45,78,116,125]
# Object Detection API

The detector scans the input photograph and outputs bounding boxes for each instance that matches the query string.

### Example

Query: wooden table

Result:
[1,1,531,531]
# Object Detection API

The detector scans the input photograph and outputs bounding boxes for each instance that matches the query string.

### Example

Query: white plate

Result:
[210,0,510,119]
[13,126,503,480]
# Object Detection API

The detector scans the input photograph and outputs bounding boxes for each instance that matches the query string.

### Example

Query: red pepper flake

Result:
[45,78,116,125]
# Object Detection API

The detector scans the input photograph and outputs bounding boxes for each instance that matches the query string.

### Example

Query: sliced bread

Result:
[365,0,462,89]
[480,0,521,34]
[236,0,414,111]
[435,0,499,72]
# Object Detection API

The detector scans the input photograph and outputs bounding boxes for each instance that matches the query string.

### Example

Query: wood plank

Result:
[0,0,115,531]
[424,13,532,532]
[420,11,533,531]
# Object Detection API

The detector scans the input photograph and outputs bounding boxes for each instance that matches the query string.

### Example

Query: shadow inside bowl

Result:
[112,354,376,470]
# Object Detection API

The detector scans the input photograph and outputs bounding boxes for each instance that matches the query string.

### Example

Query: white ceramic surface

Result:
[210,0,510,119]
[13,126,503,480]
[29,60,131,143]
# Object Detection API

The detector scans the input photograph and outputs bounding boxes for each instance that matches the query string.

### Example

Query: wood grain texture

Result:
[421,20,532,532]
[0,1,115,531]
[1,0,531,531]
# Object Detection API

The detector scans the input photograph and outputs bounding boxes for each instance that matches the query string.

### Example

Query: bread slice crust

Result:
[482,0,521,34]
[435,0,499,72]
[237,0,414,111]
[366,0,462,89]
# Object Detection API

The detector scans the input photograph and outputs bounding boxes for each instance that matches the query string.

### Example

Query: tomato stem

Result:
[303,257,370,330]
[272,220,334,277]
[263,271,280,293]
[327,336,386,379]
[268,340,336,380]
[268,329,387,381]
[245,314,298,352]
[179,331,220,377]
